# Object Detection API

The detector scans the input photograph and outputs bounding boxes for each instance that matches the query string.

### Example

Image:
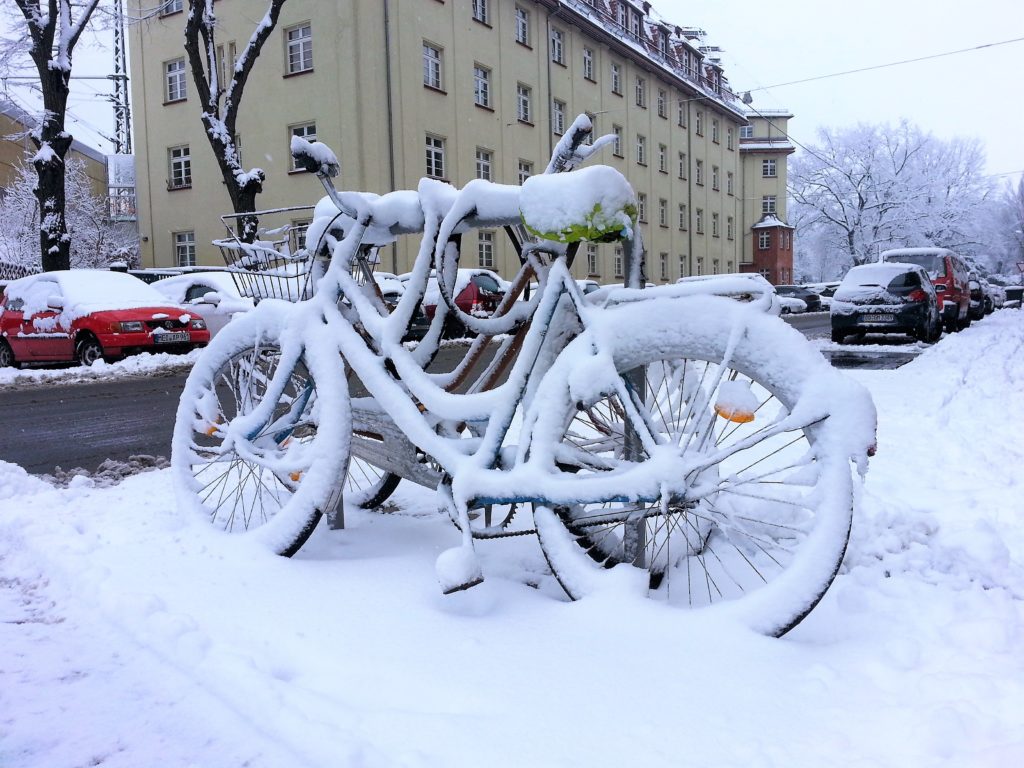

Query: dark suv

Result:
[775,285,822,312]
[831,263,941,343]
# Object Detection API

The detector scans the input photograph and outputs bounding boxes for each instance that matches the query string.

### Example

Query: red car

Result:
[413,268,508,337]
[0,270,210,368]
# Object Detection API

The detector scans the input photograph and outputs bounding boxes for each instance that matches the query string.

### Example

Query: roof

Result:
[0,99,106,165]
[752,214,794,230]
[739,139,796,153]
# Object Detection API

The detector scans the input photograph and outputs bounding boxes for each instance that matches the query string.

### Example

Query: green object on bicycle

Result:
[519,165,638,244]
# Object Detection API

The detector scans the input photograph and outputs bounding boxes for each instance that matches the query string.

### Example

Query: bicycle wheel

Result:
[344,454,401,509]
[531,297,870,636]
[172,308,349,556]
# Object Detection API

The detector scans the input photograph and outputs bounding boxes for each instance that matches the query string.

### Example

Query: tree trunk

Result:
[31,64,74,271]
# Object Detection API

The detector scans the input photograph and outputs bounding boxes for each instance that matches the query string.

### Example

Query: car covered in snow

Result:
[0,270,210,367]
[404,268,508,337]
[880,247,971,332]
[775,284,821,313]
[831,263,941,344]
[149,271,255,337]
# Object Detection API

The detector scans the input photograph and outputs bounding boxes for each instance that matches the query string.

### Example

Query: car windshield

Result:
[776,285,802,295]
[883,253,946,279]
[471,274,503,294]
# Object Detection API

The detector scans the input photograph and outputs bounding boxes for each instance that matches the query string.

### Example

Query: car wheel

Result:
[0,339,18,368]
[830,329,845,343]
[76,336,104,367]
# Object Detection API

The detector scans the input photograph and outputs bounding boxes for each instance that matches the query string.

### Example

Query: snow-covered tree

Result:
[183,0,288,244]
[11,0,102,271]
[789,122,993,274]
[0,157,139,272]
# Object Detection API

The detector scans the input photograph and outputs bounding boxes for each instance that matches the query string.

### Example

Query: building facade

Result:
[128,0,791,282]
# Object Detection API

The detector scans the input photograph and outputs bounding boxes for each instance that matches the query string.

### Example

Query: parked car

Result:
[676,272,783,315]
[373,273,431,342]
[967,278,986,321]
[414,268,508,337]
[981,280,1002,313]
[778,296,807,314]
[0,270,210,367]
[880,247,971,332]
[831,263,942,344]
[1003,286,1023,309]
[775,284,821,312]
[802,281,840,311]
[149,271,255,337]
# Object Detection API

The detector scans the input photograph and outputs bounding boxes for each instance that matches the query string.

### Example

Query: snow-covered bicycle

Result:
[172,116,876,636]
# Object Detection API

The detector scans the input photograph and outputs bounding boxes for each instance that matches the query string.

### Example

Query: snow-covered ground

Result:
[2,312,1022,767]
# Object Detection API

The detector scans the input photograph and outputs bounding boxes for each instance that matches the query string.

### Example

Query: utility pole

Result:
[110,0,132,154]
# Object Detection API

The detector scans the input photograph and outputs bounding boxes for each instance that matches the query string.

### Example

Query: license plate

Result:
[864,314,895,323]
[155,331,190,343]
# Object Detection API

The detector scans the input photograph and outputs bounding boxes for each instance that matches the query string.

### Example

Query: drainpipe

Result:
[545,3,565,162]
[686,97,693,274]
[383,0,398,273]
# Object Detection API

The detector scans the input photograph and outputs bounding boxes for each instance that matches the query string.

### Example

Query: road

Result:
[0,313,916,476]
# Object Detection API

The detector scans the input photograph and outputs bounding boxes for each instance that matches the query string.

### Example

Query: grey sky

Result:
[660,0,1023,182]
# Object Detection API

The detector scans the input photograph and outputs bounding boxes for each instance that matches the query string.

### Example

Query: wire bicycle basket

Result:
[215,206,320,303]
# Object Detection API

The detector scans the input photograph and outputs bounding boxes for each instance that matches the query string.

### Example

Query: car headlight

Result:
[190,318,207,330]
[119,320,145,332]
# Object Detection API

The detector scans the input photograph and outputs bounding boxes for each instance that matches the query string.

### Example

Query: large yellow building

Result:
[128,0,792,282]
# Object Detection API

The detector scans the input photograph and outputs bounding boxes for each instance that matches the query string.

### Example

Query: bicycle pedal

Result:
[441,576,485,595]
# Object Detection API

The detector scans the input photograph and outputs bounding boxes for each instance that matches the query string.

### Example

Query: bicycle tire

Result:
[172,307,349,556]
[529,296,870,636]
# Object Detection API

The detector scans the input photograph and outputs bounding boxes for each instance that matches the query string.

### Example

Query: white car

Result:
[149,272,255,337]
[778,296,807,314]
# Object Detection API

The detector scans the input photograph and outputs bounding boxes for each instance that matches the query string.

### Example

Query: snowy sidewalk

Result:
[1,312,1023,767]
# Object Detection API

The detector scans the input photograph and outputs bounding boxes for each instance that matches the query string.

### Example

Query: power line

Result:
[746,36,1024,93]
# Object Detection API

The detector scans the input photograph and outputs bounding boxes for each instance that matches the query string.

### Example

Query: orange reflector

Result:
[714,404,756,423]
[204,424,218,436]
[290,471,302,482]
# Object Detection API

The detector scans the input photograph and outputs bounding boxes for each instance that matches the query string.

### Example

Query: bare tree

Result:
[183,0,288,244]
[11,0,102,271]
[789,122,992,273]
[0,157,139,271]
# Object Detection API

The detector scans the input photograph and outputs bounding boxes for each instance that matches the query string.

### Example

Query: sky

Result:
[664,0,1023,182]
[2,1,1021,184]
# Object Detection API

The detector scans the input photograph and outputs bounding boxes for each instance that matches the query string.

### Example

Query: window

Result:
[517,83,532,123]
[711,118,719,143]
[727,171,734,195]
[713,259,720,275]
[610,62,622,94]
[168,145,191,189]
[472,0,489,24]
[285,23,313,75]
[636,135,646,165]
[658,198,668,227]
[161,0,183,15]
[612,124,623,157]
[678,151,686,180]
[614,247,623,278]
[478,230,494,268]
[657,144,667,173]
[695,159,704,185]
[473,64,490,107]
[712,165,719,190]
[696,256,704,276]
[289,123,317,170]
[615,4,626,28]
[553,99,566,135]
[762,159,777,178]
[290,220,311,254]
[727,127,734,150]
[678,203,687,231]
[695,208,704,234]
[550,28,564,64]
[635,76,646,107]
[762,195,777,215]
[515,6,530,45]
[660,252,668,281]
[424,43,443,89]
[174,231,195,266]
[656,89,668,118]
[475,147,493,180]
[740,124,753,139]
[677,99,686,127]
[587,244,599,276]
[712,212,720,238]
[583,47,594,81]
[637,193,646,222]
[517,159,533,185]
[759,231,771,250]
[727,216,734,240]
[695,110,703,136]
[425,134,445,179]
[165,58,187,102]
[215,42,237,92]
[678,255,687,277]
